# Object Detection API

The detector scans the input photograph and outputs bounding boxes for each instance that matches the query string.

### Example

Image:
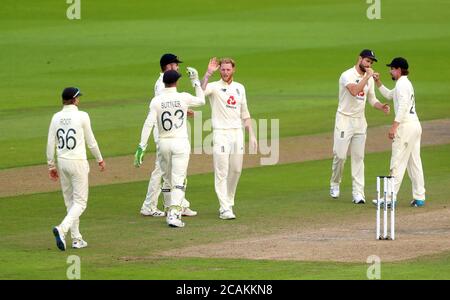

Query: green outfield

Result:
[1,145,450,279]
[1,0,449,280]
[1,0,450,168]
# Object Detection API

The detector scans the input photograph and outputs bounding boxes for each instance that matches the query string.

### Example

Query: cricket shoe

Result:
[166,207,185,228]
[219,209,236,220]
[410,199,425,207]
[330,186,340,199]
[52,226,66,251]
[352,194,366,204]
[72,239,88,249]
[140,207,166,217]
[181,207,197,217]
[372,199,396,209]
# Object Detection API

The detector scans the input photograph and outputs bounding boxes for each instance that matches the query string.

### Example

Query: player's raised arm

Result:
[344,68,373,97]
[373,73,395,100]
[201,57,219,91]
[186,67,205,107]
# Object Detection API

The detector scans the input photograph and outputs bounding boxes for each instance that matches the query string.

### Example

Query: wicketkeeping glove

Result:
[186,67,200,87]
[186,67,199,80]
[134,145,146,167]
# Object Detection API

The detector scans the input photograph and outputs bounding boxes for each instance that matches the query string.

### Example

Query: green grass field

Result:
[1,145,449,279]
[1,0,450,168]
[1,0,449,280]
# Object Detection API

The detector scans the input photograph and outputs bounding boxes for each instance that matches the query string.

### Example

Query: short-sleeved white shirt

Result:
[338,67,379,118]
[204,79,251,129]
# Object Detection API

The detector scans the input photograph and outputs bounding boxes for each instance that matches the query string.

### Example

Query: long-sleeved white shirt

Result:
[378,76,419,123]
[46,105,103,168]
[154,73,165,97]
[338,67,380,117]
[204,79,251,129]
[150,73,166,142]
[139,86,205,148]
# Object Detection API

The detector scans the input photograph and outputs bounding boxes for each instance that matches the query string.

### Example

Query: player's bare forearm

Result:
[201,57,219,90]
[388,121,400,140]
[373,73,383,88]
[201,72,212,90]
[243,117,258,152]
[243,118,254,134]
[374,101,390,115]
[347,75,371,96]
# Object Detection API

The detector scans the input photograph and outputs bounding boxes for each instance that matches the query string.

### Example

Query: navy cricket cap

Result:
[387,57,409,69]
[163,70,182,85]
[359,49,378,62]
[160,53,182,68]
[62,87,82,100]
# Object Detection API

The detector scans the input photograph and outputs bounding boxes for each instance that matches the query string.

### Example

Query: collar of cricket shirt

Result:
[163,87,177,93]
[63,105,78,111]
[219,79,233,86]
[353,66,364,78]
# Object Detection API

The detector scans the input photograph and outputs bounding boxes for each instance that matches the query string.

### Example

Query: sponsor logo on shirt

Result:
[356,91,365,101]
[226,95,237,109]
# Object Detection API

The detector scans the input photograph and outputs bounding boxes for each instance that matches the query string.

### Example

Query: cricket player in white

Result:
[135,70,205,227]
[373,57,426,207]
[139,53,197,217]
[201,57,257,219]
[330,50,390,204]
[47,87,105,251]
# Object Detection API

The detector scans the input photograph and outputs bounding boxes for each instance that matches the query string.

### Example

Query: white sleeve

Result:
[394,84,410,123]
[367,79,380,107]
[185,86,205,107]
[204,83,214,97]
[379,85,394,100]
[139,103,157,148]
[82,113,103,162]
[154,78,164,97]
[241,87,251,120]
[340,72,352,88]
[46,116,57,168]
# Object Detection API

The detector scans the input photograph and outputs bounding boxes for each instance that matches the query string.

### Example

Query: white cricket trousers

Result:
[390,121,426,200]
[158,138,191,208]
[330,112,367,197]
[141,145,190,210]
[57,159,89,240]
[213,128,244,212]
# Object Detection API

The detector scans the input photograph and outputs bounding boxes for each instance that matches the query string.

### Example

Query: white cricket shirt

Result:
[139,87,205,148]
[150,73,165,142]
[154,73,164,97]
[379,76,419,123]
[338,67,380,117]
[204,79,251,129]
[47,105,103,167]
